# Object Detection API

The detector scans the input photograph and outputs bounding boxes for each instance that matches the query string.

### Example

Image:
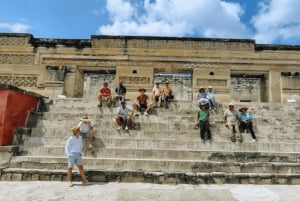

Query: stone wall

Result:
[0,33,299,103]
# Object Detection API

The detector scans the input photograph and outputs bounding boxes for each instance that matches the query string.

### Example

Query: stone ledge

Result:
[1,168,300,184]
[0,146,19,154]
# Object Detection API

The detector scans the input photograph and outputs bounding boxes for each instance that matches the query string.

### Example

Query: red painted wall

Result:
[0,89,39,146]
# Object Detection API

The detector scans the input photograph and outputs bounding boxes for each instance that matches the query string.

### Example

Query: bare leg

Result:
[77,165,88,183]
[67,168,73,186]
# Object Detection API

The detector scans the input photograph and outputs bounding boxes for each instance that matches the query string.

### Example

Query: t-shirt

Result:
[224,109,239,125]
[115,85,126,95]
[239,112,253,122]
[100,87,111,96]
[198,109,209,121]
[117,106,132,117]
[77,120,94,133]
[162,86,172,96]
[65,135,83,156]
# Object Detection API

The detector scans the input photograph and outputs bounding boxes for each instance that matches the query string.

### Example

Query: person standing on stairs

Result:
[161,81,173,109]
[224,103,243,143]
[238,106,257,142]
[77,115,95,148]
[152,82,162,108]
[65,126,89,187]
[197,102,211,141]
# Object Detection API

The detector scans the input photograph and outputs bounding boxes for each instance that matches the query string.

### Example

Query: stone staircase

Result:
[1,75,300,184]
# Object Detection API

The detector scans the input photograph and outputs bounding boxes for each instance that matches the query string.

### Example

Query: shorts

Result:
[80,131,89,138]
[139,103,147,109]
[67,152,83,168]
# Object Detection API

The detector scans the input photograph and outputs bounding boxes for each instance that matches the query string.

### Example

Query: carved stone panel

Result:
[0,75,37,87]
[0,54,35,64]
[0,36,29,46]
[119,76,150,85]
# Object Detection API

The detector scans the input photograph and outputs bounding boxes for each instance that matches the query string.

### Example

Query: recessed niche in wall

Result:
[209,72,214,76]
[132,70,137,74]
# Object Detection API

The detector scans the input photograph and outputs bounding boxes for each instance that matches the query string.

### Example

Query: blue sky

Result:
[1,0,300,45]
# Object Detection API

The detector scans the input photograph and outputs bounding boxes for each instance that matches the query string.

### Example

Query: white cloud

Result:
[0,22,31,33]
[252,0,300,44]
[97,0,248,38]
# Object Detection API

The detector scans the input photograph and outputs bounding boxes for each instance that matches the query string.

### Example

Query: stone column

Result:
[268,70,282,102]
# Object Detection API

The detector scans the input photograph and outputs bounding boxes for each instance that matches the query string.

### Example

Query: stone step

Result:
[19,146,300,163]
[20,137,300,154]
[9,156,300,175]
[23,132,300,149]
[2,168,300,184]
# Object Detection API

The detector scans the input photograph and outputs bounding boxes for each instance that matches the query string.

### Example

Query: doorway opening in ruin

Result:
[82,69,116,99]
[230,73,267,102]
[154,68,193,101]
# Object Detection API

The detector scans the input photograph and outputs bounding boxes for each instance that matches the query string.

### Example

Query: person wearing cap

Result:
[207,86,217,111]
[97,82,112,107]
[116,101,133,130]
[77,115,95,148]
[132,88,153,116]
[65,126,89,187]
[239,106,257,142]
[224,103,243,142]
[161,81,173,109]
[113,80,127,107]
[196,87,209,106]
[197,102,211,141]
[152,82,162,107]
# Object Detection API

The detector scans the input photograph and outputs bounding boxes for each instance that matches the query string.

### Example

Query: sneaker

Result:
[117,126,121,130]
[88,144,93,148]
[69,182,73,187]
[98,103,102,107]
[252,139,257,142]
[82,180,89,186]
[144,112,148,116]
[134,112,140,116]
[125,126,128,130]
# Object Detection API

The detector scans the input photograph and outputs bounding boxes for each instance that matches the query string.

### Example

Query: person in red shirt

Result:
[132,88,153,116]
[97,82,112,107]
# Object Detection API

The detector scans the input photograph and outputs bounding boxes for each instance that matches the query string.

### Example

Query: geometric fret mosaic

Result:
[0,54,35,64]
[0,75,37,87]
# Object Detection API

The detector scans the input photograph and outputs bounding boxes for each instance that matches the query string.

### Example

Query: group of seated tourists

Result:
[97,80,173,131]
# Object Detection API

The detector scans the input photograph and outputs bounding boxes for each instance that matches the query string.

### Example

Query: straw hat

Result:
[239,106,248,112]
[80,115,89,122]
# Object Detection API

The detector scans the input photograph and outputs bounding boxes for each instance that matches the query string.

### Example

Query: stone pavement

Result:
[0,181,299,201]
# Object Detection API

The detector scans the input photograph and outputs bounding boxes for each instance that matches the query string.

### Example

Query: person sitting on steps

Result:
[132,88,153,116]
[113,80,126,107]
[196,87,209,106]
[238,106,257,142]
[97,82,112,107]
[224,103,243,143]
[116,101,133,131]
[206,86,217,111]
[77,115,95,148]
